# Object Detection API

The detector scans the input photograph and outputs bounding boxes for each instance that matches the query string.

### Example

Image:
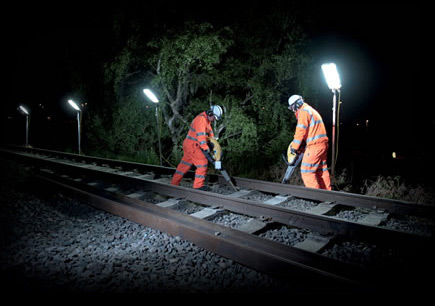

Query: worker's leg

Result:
[171,159,193,186]
[301,143,330,190]
[317,143,331,190]
[301,171,321,189]
[191,144,209,189]
[171,142,193,186]
[318,165,331,190]
[301,146,320,189]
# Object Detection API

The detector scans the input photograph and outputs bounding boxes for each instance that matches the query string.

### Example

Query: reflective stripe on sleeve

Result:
[186,135,198,142]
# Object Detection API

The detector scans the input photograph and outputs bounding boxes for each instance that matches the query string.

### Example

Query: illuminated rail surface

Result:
[1,145,434,290]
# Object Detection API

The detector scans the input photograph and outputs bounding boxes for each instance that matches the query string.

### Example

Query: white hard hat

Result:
[211,105,223,120]
[288,95,303,107]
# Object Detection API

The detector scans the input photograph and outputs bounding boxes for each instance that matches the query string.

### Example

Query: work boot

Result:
[196,185,210,191]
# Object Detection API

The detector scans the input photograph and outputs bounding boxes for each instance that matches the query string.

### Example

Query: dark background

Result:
[1,1,432,186]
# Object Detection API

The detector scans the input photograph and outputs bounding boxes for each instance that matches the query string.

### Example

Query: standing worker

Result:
[287,95,331,190]
[171,105,224,191]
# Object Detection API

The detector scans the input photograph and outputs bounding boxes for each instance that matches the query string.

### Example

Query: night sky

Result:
[308,3,431,168]
[1,1,432,182]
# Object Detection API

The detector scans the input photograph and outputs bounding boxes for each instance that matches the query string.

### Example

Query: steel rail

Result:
[35,170,366,288]
[2,146,433,289]
[2,146,432,253]
[3,144,434,218]
[228,176,435,217]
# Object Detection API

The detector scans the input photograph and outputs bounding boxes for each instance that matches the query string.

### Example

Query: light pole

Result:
[143,89,162,166]
[321,63,341,178]
[68,99,82,154]
[19,105,30,147]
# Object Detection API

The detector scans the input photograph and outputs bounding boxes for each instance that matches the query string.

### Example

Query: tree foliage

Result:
[147,22,233,159]
[81,3,316,177]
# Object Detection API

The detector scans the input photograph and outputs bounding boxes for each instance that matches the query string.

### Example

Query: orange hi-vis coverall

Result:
[290,103,331,190]
[171,111,215,189]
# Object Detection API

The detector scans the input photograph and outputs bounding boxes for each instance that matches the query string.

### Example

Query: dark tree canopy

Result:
[78,2,316,178]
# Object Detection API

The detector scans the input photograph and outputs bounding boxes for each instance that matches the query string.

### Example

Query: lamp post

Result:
[19,105,30,147]
[321,63,341,178]
[143,89,162,166]
[68,99,82,154]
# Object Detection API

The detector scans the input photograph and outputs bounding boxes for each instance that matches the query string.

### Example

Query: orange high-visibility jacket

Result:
[185,111,215,151]
[290,103,328,151]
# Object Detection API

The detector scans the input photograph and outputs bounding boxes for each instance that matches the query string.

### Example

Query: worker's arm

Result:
[195,117,211,151]
[291,111,309,152]
[208,129,215,139]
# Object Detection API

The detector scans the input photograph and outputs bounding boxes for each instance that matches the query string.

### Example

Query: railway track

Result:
[1,145,434,290]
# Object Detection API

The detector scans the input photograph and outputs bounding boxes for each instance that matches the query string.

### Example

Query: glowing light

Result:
[143,89,159,103]
[68,99,81,111]
[19,105,29,115]
[321,63,341,90]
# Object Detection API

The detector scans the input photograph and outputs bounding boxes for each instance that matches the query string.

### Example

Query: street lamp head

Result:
[68,99,81,111]
[19,105,29,115]
[143,89,159,103]
[321,63,341,91]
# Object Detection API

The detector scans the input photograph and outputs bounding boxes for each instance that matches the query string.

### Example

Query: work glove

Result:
[214,160,222,170]
[203,149,215,164]
[288,147,299,166]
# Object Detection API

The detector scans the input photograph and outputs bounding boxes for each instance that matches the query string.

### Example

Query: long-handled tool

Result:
[281,152,303,184]
[204,137,238,192]
[218,167,238,192]
[281,141,304,184]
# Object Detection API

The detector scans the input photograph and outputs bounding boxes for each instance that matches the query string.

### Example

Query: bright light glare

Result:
[143,89,159,103]
[19,105,29,115]
[321,63,341,90]
[68,99,81,111]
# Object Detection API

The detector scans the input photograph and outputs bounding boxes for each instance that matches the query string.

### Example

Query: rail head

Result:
[2,144,434,218]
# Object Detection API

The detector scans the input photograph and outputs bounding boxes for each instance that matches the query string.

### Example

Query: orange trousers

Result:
[171,140,208,189]
[300,142,331,190]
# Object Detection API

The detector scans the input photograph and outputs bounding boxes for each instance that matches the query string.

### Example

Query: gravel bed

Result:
[210,184,237,195]
[210,213,253,229]
[141,192,168,204]
[321,240,408,269]
[333,208,368,222]
[171,202,204,215]
[278,198,318,212]
[0,161,300,293]
[259,226,310,246]
[384,215,434,237]
[240,190,275,202]
[3,158,433,293]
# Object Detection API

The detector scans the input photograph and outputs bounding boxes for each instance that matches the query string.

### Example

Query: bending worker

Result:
[287,95,331,190]
[171,105,224,191]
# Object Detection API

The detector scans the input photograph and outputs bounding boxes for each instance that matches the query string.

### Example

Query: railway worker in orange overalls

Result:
[170,105,224,191]
[288,95,331,190]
